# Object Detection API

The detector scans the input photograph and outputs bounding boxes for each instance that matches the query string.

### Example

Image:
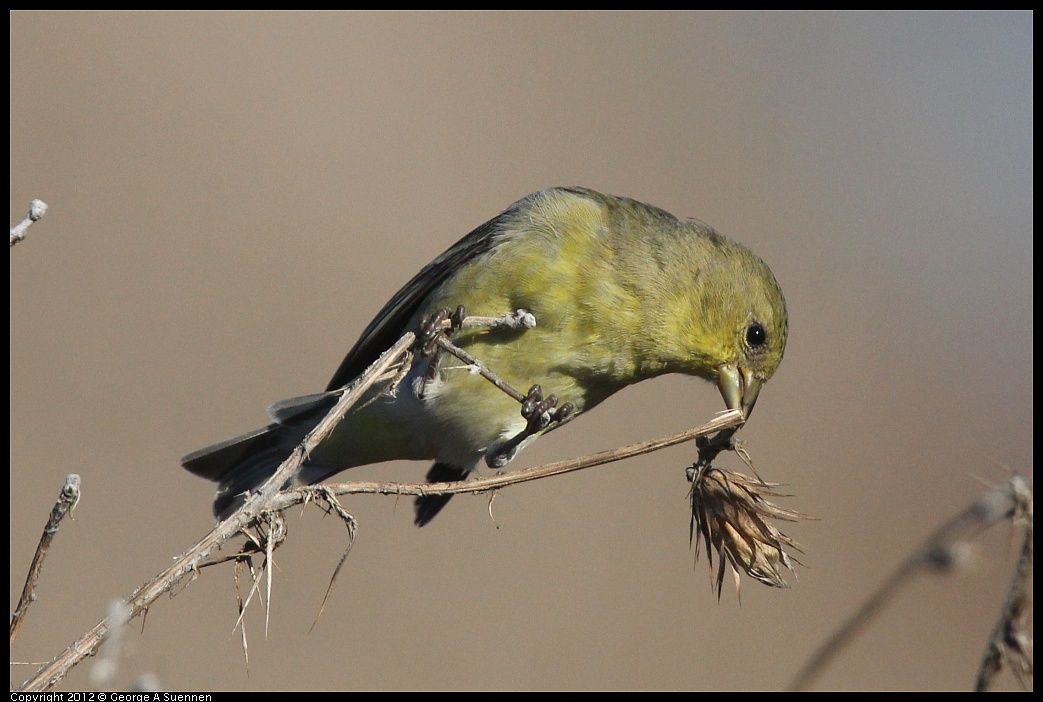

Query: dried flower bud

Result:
[689,466,808,598]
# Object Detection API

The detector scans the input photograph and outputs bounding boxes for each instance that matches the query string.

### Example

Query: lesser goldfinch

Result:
[183,187,788,525]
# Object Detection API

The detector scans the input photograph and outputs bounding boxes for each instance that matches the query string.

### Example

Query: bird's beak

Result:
[717,363,762,420]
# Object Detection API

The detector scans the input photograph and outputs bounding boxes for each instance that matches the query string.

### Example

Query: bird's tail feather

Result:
[181,392,340,518]
[182,422,309,518]
[184,392,465,526]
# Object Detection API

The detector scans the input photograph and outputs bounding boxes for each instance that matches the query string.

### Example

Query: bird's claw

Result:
[417,306,470,388]
[486,385,576,468]
[417,307,449,357]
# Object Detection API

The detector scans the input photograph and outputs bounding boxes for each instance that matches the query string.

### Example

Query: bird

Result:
[182,187,788,526]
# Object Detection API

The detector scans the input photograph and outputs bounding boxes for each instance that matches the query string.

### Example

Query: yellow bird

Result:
[183,187,788,525]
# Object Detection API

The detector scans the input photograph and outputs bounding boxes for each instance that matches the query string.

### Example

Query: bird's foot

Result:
[486,385,576,468]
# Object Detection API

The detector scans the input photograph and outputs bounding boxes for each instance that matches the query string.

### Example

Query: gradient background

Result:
[10,11,1032,691]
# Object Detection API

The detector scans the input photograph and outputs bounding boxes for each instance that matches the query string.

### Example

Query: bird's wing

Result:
[325,208,511,391]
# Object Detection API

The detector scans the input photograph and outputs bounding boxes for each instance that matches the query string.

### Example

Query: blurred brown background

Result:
[10,11,1032,691]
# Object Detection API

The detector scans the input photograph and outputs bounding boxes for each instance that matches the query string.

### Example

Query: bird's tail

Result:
[181,392,339,518]
[181,422,305,518]
[183,391,467,525]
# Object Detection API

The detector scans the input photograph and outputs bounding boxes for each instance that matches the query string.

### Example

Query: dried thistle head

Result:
[688,464,808,599]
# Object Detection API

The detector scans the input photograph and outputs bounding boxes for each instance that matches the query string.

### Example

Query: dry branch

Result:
[15,314,746,691]
[10,474,80,649]
[790,476,1033,691]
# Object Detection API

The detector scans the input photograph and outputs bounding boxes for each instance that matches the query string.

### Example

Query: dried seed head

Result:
[689,466,809,599]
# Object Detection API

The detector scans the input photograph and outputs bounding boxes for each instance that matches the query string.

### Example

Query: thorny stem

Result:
[13,309,607,691]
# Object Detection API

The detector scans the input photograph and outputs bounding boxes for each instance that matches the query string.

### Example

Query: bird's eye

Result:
[746,322,767,348]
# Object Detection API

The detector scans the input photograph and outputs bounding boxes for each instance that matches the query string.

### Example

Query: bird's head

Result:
[658,226,788,420]
[706,247,788,420]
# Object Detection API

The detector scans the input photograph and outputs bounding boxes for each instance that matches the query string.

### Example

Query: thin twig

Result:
[10,474,81,649]
[10,199,48,247]
[433,334,527,403]
[789,477,1032,691]
[416,307,534,403]
[275,409,745,510]
[455,309,537,332]
[15,311,743,691]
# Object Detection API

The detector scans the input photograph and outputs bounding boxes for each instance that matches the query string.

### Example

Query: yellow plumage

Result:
[183,187,788,525]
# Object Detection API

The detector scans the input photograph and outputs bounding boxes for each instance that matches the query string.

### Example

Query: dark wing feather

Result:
[325,208,512,391]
